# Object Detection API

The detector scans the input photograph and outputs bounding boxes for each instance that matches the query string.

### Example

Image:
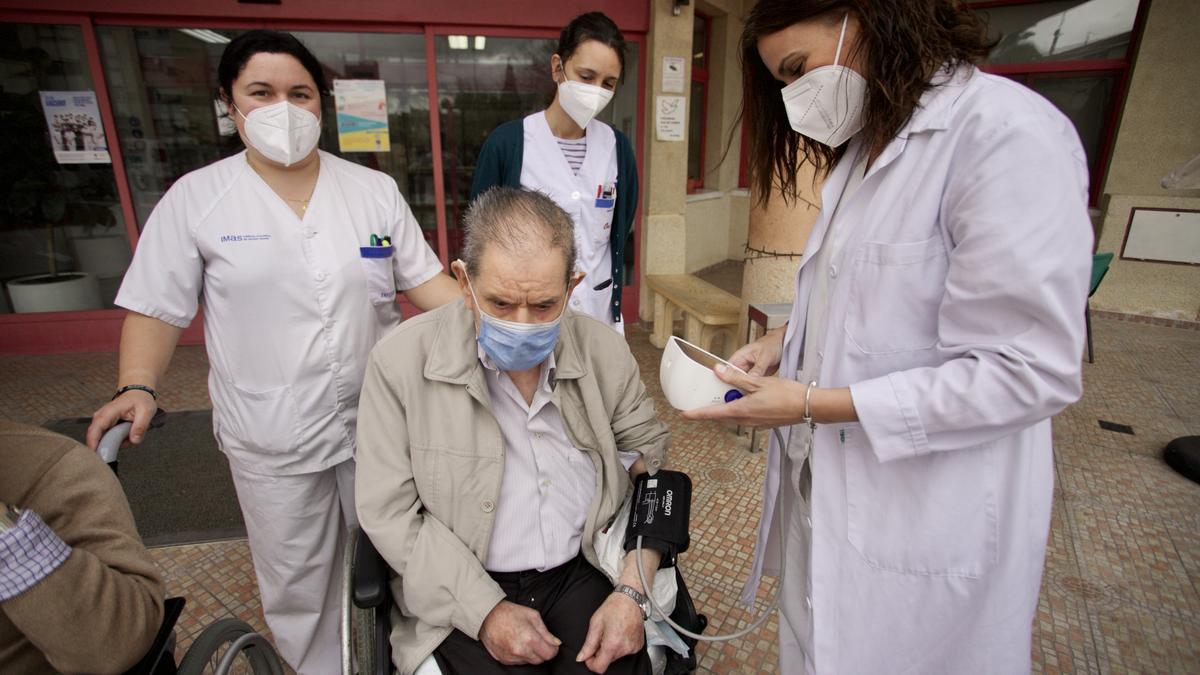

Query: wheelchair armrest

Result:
[352,531,391,610]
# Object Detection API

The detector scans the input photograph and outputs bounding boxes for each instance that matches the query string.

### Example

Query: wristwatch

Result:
[0,503,21,532]
[613,583,650,620]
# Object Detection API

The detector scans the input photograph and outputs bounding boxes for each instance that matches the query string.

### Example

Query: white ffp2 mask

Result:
[235,100,322,166]
[557,78,614,130]
[780,13,866,148]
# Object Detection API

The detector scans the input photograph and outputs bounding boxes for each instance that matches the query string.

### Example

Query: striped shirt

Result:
[479,346,639,573]
[556,136,587,175]
[0,509,71,601]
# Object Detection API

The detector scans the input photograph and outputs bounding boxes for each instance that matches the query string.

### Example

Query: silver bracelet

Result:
[803,380,818,428]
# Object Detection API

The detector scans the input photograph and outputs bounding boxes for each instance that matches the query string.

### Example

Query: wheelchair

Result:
[98,419,286,675]
[340,527,708,675]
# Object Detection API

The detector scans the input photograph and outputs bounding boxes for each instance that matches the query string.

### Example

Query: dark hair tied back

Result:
[557,12,627,81]
[218,29,330,101]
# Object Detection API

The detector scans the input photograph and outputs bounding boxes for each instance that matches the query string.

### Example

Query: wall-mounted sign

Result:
[655,95,685,142]
[662,56,686,93]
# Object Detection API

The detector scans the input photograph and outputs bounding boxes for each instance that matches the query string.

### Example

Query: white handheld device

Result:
[658,336,746,411]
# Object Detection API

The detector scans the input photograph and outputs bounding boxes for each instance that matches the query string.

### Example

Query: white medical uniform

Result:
[743,67,1094,673]
[116,150,442,674]
[520,111,623,333]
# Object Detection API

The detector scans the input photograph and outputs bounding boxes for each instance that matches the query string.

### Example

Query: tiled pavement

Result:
[2,315,1198,673]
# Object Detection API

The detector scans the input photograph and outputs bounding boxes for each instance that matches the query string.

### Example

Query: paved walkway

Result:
[2,316,1198,673]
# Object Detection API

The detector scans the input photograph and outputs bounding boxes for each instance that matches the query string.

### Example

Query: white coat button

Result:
[829,265,838,278]
[571,191,581,200]
[481,499,495,513]
[331,362,341,372]
[314,270,326,282]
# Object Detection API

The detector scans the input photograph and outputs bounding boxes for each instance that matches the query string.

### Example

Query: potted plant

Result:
[3,174,102,313]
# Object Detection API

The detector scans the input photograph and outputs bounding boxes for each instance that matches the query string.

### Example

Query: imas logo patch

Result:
[220,234,271,243]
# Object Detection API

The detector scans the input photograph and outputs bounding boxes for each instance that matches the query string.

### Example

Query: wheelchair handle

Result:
[98,421,132,466]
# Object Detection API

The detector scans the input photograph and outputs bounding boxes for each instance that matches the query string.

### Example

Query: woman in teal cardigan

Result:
[470,11,638,333]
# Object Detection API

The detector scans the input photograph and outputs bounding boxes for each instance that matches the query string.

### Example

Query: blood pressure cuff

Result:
[623,470,691,568]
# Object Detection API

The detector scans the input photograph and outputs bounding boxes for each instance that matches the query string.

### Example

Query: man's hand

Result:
[576,591,646,673]
[479,600,561,666]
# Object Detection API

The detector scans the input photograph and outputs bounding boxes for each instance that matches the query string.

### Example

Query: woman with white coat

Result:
[85,30,460,674]
[684,2,1093,672]
[470,12,637,333]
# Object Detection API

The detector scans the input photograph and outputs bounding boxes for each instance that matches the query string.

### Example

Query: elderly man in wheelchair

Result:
[354,187,685,675]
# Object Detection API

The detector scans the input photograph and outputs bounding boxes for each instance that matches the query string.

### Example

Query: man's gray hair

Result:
[462,187,577,283]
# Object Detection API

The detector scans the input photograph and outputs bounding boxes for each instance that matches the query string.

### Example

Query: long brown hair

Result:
[740,0,993,204]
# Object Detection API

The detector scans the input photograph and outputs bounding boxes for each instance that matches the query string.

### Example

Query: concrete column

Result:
[739,163,823,337]
[639,0,695,320]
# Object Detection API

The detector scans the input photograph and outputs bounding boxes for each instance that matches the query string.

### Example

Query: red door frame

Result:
[0,1,649,353]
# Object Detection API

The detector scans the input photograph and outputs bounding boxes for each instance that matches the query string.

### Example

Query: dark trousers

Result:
[432,555,652,675]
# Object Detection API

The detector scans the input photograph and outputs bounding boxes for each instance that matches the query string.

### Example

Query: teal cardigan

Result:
[469,119,639,323]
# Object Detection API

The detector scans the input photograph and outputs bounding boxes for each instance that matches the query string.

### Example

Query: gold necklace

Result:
[247,157,316,211]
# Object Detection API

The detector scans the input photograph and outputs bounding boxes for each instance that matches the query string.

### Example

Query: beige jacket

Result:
[356,301,668,675]
[0,421,165,674]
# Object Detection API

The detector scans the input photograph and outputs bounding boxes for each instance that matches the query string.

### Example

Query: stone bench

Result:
[645,274,741,357]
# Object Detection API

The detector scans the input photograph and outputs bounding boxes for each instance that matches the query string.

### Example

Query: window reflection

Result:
[97,28,435,249]
[980,0,1139,65]
[0,23,129,314]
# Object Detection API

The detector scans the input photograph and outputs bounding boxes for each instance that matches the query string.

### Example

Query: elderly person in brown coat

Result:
[356,187,670,675]
[0,420,164,673]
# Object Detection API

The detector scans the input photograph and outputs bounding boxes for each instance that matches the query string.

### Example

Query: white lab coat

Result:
[520,111,622,332]
[744,67,1093,673]
[116,150,443,674]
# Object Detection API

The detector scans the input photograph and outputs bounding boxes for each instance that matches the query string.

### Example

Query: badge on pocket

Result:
[359,242,396,306]
[594,182,616,209]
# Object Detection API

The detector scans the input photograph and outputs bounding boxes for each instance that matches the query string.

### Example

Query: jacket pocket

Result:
[842,427,997,577]
[359,245,396,306]
[844,235,947,355]
[218,383,300,455]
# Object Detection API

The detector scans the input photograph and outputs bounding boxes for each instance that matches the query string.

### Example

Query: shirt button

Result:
[541,479,551,488]
[305,229,316,238]
[650,458,662,470]
[829,265,838,278]
[805,596,812,610]
[314,270,326,282]
[571,191,581,200]
[336,402,346,413]
[481,499,495,513]
[331,362,341,372]
[806,516,813,528]
[324,319,334,329]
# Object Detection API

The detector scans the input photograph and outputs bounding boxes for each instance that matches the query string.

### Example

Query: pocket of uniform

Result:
[220,383,300,455]
[842,427,998,577]
[359,245,396,306]
[844,235,947,355]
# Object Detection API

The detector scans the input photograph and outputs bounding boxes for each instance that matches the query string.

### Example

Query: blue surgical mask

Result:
[466,273,566,372]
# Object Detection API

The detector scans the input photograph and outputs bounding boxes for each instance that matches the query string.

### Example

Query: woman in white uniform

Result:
[85,30,459,674]
[470,12,637,333]
[685,2,1093,672]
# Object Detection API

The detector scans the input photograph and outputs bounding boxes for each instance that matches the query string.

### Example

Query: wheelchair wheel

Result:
[177,618,284,675]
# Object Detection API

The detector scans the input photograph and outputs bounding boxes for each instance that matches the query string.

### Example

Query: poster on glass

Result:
[39,91,112,164]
